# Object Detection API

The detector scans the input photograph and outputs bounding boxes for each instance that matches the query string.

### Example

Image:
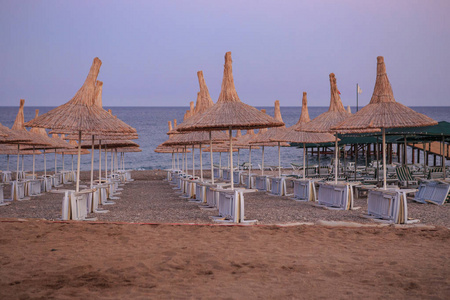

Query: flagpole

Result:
[356,83,359,112]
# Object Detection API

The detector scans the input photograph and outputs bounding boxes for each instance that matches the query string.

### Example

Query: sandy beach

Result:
[0,170,449,299]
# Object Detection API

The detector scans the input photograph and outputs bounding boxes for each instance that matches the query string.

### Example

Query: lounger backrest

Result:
[396,166,413,181]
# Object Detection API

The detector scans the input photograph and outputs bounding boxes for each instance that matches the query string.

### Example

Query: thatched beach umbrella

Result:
[333,56,437,188]
[299,73,355,183]
[175,52,284,189]
[13,102,64,180]
[250,100,290,177]
[271,92,336,179]
[24,109,74,179]
[272,96,336,180]
[25,58,136,192]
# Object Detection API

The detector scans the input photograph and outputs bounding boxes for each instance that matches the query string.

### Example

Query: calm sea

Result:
[1,106,449,172]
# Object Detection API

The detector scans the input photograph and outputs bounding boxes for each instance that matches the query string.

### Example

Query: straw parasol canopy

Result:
[0,144,42,155]
[193,71,214,114]
[56,140,90,155]
[300,73,352,133]
[332,57,438,132]
[250,101,289,146]
[175,52,284,132]
[0,123,32,144]
[162,130,231,146]
[80,139,139,150]
[108,147,142,153]
[25,58,136,135]
[332,56,438,189]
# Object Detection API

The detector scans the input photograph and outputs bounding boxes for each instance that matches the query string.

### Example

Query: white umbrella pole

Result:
[98,140,102,182]
[62,153,65,172]
[382,128,387,189]
[185,146,188,175]
[76,131,82,193]
[90,135,95,188]
[192,145,195,178]
[171,152,174,170]
[200,144,203,181]
[229,128,234,190]
[33,146,36,179]
[278,142,281,178]
[21,154,24,173]
[261,146,265,176]
[210,132,214,184]
[303,143,306,180]
[54,149,57,174]
[16,144,20,181]
[335,135,338,184]
[71,155,74,173]
[219,152,222,171]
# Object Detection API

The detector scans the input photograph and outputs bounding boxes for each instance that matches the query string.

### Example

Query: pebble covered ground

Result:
[0,170,449,227]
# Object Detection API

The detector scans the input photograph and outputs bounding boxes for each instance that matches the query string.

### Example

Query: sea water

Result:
[0,106,449,172]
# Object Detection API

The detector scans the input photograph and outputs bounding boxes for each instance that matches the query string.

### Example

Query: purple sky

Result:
[1,0,449,107]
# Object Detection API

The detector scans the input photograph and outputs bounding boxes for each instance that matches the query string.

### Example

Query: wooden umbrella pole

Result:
[303,143,306,180]
[90,135,95,188]
[33,146,35,179]
[229,128,234,189]
[76,131,81,193]
[261,146,265,176]
[237,149,240,169]
[71,155,74,172]
[382,128,387,189]
[22,154,24,173]
[54,149,57,174]
[115,149,118,173]
[7,155,9,171]
[443,136,447,178]
[199,144,203,181]
[110,146,113,175]
[98,140,102,182]
[171,152,174,170]
[403,136,407,166]
[354,143,358,181]
[248,146,252,188]
[62,153,65,172]
[44,149,47,177]
[210,132,214,184]
[278,142,281,178]
[16,144,20,181]
[192,145,195,178]
[335,134,338,184]
[105,145,108,180]
[185,146,188,175]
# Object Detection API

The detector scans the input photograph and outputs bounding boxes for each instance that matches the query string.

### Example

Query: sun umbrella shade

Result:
[0,144,42,155]
[80,139,139,149]
[300,74,353,133]
[332,57,437,132]
[0,123,32,144]
[175,52,285,132]
[25,58,136,135]
[162,130,231,146]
